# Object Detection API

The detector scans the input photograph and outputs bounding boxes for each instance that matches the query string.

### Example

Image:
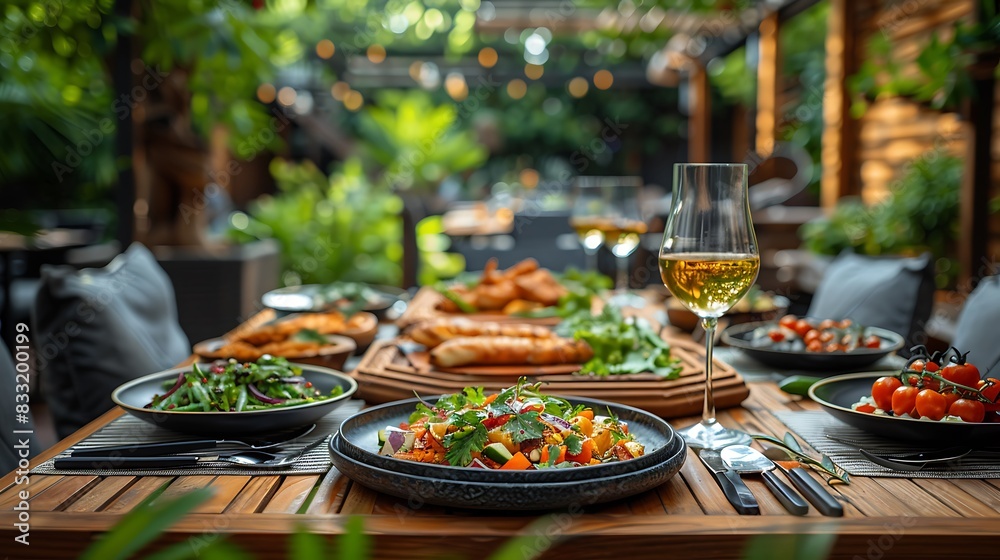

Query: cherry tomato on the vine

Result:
[915,389,947,421]
[981,378,1000,403]
[941,362,981,389]
[871,376,903,411]
[949,399,986,423]
[778,315,798,330]
[891,386,919,418]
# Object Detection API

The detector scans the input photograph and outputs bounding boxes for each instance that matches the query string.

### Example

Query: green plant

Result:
[799,149,964,286]
[848,2,1000,116]
[230,157,404,286]
[357,90,488,192]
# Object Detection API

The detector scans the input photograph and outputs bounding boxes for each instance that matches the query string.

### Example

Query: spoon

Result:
[55,435,328,470]
[722,445,809,516]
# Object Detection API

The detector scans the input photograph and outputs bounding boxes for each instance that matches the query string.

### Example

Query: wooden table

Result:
[4,378,1000,559]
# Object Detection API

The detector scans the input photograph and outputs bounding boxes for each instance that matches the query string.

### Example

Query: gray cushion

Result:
[33,243,190,438]
[807,252,934,354]
[952,275,1000,376]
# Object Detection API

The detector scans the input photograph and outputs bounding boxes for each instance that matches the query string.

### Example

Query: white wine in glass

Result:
[659,164,759,449]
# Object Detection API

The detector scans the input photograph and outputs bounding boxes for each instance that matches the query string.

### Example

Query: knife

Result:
[771,460,844,517]
[697,449,759,515]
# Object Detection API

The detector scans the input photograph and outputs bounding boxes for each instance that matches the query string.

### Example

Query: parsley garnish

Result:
[443,424,488,467]
[564,433,584,455]
[544,444,561,467]
[408,402,436,424]
[503,410,545,443]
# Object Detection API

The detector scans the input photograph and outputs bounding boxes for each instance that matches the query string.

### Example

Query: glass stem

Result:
[615,255,628,293]
[585,249,598,274]
[701,316,718,425]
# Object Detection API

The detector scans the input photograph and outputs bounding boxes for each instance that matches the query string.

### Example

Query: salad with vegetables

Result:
[852,346,999,423]
[378,379,645,469]
[144,355,344,412]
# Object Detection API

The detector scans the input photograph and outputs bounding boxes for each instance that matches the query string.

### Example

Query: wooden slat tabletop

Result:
[4,380,1000,559]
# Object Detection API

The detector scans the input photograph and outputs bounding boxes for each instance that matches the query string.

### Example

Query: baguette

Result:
[408,318,554,348]
[430,336,593,367]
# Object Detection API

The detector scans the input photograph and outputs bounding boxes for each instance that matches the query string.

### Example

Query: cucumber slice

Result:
[778,375,822,396]
[377,429,387,446]
[482,442,514,465]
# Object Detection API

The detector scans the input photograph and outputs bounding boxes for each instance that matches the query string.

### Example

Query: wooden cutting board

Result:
[396,287,563,328]
[352,336,750,418]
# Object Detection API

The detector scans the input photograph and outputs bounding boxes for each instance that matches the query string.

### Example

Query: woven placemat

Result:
[32,400,363,476]
[775,410,1000,478]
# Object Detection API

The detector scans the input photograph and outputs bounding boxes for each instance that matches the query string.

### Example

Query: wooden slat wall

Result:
[852,0,975,204]
[991,78,1000,261]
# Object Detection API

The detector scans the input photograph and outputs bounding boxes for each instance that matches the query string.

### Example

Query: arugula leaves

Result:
[558,306,683,378]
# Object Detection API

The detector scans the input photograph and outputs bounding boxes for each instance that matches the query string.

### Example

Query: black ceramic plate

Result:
[722,321,904,373]
[112,363,357,437]
[262,283,406,317]
[337,396,677,483]
[809,372,1000,442]
[329,433,686,510]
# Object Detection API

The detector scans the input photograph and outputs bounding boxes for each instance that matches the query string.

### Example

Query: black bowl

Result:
[337,396,677,483]
[809,372,1000,442]
[112,363,358,437]
[329,433,686,510]
[262,283,407,318]
[722,321,904,373]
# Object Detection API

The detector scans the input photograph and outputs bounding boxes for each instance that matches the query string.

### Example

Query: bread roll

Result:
[430,336,593,367]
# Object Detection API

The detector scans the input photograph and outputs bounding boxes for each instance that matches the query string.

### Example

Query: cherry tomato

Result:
[836,319,853,328]
[819,332,834,344]
[981,379,1000,402]
[794,319,813,338]
[891,386,919,417]
[806,340,823,352]
[825,343,843,353]
[941,362,981,389]
[871,377,903,411]
[768,330,786,343]
[921,376,941,392]
[779,315,798,330]
[855,404,876,414]
[818,319,837,330]
[949,399,986,423]
[915,389,947,421]
[804,330,821,344]
[941,391,960,410]
[863,336,881,349]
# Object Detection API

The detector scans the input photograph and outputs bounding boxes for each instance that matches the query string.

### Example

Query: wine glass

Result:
[569,178,607,273]
[570,176,647,308]
[659,164,759,449]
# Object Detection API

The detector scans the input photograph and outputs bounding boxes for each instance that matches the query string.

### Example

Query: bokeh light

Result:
[316,40,335,59]
[478,47,498,68]
[593,69,614,90]
[568,77,589,97]
[343,90,364,111]
[525,63,544,80]
[331,81,350,100]
[507,79,527,99]
[257,83,276,103]
[277,86,297,106]
[367,44,387,64]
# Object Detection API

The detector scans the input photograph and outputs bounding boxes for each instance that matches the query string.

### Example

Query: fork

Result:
[54,435,328,470]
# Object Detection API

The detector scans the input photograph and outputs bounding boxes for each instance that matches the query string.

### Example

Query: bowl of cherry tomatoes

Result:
[722,314,905,372]
[809,348,1000,442]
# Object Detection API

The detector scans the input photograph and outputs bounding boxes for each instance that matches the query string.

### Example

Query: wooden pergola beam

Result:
[958,0,999,284]
[755,12,781,157]
[688,63,711,163]
[819,0,860,209]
